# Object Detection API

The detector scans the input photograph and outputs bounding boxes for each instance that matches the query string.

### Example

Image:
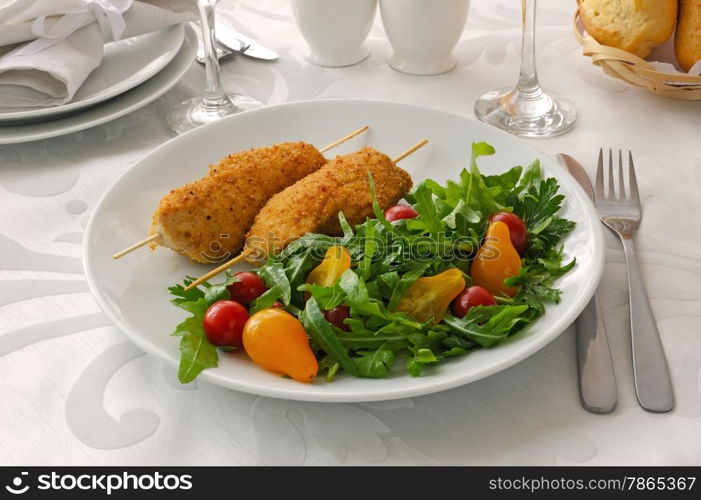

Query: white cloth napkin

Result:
[0,0,198,108]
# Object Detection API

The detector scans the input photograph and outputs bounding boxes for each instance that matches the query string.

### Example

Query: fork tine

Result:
[595,148,605,200]
[236,43,251,55]
[628,151,640,202]
[608,149,616,199]
[618,150,625,199]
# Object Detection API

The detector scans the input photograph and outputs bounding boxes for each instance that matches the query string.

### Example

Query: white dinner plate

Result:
[0,25,185,124]
[0,25,196,145]
[84,99,605,403]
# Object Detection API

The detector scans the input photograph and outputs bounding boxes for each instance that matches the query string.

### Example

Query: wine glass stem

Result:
[199,0,230,109]
[516,0,542,97]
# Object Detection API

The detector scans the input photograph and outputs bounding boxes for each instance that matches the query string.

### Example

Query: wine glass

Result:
[474,0,576,138]
[167,0,262,135]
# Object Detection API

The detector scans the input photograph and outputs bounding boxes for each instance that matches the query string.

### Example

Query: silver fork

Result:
[196,42,250,65]
[595,149,674,413]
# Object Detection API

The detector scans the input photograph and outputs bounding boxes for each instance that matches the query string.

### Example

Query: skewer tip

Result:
[393,139,429,163]
[319,125,370,153]
[112,234,159,259]
[184,253,247,291]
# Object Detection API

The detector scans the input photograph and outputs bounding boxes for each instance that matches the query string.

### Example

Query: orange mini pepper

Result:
[470,221,522,297]
[242,308,318,383]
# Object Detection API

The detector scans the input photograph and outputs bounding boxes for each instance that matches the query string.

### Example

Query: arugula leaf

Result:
[250,285,282,313]
[337,331,407,350]
[514,160,542,194]
[258,262,291,305]
[412,348,439,363]
[338,211,354,243]
[203,271,238,304]
[297,282,344,310]
[483,166,523,206]
[169,283,221,384]
[470,141,496,168]
[318,355,341,382]
[338,269,387,319]
[174,314,219,384]
[357,219,377,281]
[412,181,444,239]
[406,359,423,377]
[376,271,400,300]
[405,346,440,377]
[442,335,477,351]
[302,298,358,376]
[461,143,502,222]
[354,344,396,378]
[283,250,321,307]
[443,305,529,347]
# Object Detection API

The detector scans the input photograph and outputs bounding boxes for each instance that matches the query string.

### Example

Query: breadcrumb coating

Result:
[244,147,413,263]
[149,142,326,263]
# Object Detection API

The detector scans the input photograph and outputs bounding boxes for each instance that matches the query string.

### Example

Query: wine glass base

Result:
[474,87,576,138]
[167,94,263,136]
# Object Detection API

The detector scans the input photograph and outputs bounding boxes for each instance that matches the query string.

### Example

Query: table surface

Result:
[2,0,700,466]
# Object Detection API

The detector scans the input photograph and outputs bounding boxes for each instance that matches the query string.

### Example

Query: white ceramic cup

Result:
[380,0,470,75]
[291,0,378,67]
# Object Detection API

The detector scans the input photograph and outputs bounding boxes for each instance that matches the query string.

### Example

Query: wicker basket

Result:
[573,11,701,100]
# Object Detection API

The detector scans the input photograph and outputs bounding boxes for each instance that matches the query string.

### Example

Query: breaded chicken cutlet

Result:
[149,142,326,263]
[243,147,413,263]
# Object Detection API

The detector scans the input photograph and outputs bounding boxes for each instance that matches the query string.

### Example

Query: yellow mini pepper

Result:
[395,268,466,323]
[306,246,352,288]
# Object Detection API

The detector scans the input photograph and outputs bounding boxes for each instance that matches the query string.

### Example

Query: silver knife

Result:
[215,21,279,61]
[558,153,618,414]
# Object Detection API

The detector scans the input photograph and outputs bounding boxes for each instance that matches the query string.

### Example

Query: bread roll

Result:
[578,0,677,58]
[676,0,701,72]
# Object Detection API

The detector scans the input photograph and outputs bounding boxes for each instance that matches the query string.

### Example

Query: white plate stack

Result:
[0,1,199,144]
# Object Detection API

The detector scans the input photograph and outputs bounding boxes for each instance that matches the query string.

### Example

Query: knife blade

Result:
[215,21,279,61]
[560,153,594,200]
[557,153,618,414]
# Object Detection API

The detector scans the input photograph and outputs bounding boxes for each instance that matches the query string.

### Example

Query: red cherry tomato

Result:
[323,305,351,331]
[488,212,528,254]
[203,300,250,347]
[451,286,497,319]
[227,271,267,305]
[271,301,284,309]
[384,205,418,222]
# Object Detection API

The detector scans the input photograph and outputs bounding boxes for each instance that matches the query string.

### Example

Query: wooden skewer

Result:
[112,234,158,259]
[185,254,247,290]
[112,126,370,260]
[319,125,369,153]
[184,138,429,291]
[392,139,428,163]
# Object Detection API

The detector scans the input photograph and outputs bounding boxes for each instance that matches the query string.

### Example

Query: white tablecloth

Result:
[2,0,700,466]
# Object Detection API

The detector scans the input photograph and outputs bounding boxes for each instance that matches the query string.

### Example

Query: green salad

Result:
[169,142,576,384]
